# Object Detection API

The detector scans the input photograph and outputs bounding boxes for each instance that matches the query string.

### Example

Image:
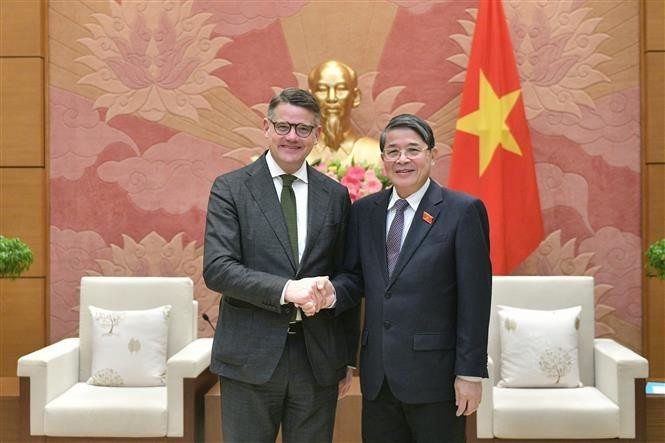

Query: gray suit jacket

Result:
[333,181,492,403]
[203,153,359,386]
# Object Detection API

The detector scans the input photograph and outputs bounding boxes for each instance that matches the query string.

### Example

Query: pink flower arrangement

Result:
[315,161,390,202]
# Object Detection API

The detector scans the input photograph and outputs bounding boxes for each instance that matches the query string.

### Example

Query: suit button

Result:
[385,292,391,299]
[383,321,391,329]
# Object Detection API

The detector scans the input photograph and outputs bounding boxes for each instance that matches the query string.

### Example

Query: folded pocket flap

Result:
[413,332,455,351]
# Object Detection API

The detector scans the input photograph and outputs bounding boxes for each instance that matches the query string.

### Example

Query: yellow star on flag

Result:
[456,70,523,176]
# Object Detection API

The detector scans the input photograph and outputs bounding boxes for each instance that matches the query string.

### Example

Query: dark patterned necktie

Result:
[280,174,299,268]
[386,199,409,277]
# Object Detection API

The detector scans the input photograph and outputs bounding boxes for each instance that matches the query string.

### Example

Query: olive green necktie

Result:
[280,174,299,268]
[281,174,299,322]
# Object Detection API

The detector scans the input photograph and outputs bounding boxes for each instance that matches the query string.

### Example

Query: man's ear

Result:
[430,147,439,165]
[353,88,361,108]
[263,118,270,136]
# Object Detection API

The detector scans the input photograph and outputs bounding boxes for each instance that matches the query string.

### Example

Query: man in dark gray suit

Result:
[331,114,492,443]
[203,88,359,443]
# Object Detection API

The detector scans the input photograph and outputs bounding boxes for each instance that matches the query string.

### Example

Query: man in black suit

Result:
[331,114,492,443]
[203,88,359,443]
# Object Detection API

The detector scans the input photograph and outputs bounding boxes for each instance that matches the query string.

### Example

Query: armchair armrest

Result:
[594,338,648,438]
[475,356,494,438]
[166,338,213,437]
[17,338,80,436]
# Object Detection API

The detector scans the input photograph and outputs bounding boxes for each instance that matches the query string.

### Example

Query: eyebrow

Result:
[386,142,422,148]
[274,120,314,126]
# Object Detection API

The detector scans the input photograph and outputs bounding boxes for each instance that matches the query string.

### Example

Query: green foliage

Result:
[646,238,665,280]
[0,236,34,278]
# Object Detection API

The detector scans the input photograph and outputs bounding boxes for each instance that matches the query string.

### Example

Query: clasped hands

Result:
[284,276,335,316]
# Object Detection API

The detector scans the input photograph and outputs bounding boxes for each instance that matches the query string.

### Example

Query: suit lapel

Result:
[388,181,443,287]
[300,166,329,267]
[245,155,297,271]
[372,190,392,286]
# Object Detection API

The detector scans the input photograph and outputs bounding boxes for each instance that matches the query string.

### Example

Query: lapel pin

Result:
[422,211,433,224]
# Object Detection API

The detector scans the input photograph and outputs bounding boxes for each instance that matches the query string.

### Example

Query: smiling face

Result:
[382,127,437,198]
[264,103,321,173]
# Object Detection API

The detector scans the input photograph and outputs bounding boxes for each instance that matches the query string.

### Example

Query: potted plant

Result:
[646,238,665,280]
[0,235,34,278]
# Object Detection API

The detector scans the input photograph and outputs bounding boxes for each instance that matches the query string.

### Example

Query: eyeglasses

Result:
[382,146,429,161]
[269,119,316,138]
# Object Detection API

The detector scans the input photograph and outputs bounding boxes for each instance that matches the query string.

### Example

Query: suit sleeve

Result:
[334,193,361,367]
[203,175,287,313]
[454,198,492,378]
[331,200,365,315]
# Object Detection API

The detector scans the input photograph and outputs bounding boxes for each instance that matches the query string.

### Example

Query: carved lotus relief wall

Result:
[49,0,641,351]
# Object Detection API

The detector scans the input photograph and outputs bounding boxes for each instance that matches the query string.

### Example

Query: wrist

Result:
[281,280,292,305]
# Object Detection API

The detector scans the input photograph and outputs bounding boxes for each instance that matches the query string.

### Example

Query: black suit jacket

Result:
[203,153,360,386]
[334,181,491,403]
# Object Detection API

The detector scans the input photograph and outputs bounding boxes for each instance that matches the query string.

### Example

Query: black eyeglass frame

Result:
[268,119,316,138]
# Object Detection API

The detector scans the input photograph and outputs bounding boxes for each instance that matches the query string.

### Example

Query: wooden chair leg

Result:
[634,378,646,443]
[182,369,217,443]
[19,377,45,443]
[465,412,479,443]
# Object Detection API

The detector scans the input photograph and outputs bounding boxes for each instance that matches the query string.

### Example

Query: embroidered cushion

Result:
[87,305,171,386]
[497,305,582,388]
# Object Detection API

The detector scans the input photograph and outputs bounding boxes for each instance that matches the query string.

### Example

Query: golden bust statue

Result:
[307,60,381,166]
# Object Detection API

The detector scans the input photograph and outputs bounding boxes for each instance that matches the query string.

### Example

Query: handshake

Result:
[284,276,335,317]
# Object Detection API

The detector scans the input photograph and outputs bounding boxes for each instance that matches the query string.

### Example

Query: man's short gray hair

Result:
[379,114,435,151]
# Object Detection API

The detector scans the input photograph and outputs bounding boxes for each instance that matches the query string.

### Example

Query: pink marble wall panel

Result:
[48,0,642,350]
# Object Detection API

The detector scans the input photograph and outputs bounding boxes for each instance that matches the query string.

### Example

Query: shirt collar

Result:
[388,178,431,212]
[266,151,309,183]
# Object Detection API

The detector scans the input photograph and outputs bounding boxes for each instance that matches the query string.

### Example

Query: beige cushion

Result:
[79,276,195,382]
[497,305,582,388]
[488,277,595,387]
[44,382,167,437]
[493,386,620,439]
[87,305,171,386]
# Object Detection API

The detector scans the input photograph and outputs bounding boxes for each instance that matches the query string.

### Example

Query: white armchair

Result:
[18,277,216,441]
[468,276,648,442]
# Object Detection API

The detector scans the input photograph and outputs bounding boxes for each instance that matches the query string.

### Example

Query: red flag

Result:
[448,0,543,275]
